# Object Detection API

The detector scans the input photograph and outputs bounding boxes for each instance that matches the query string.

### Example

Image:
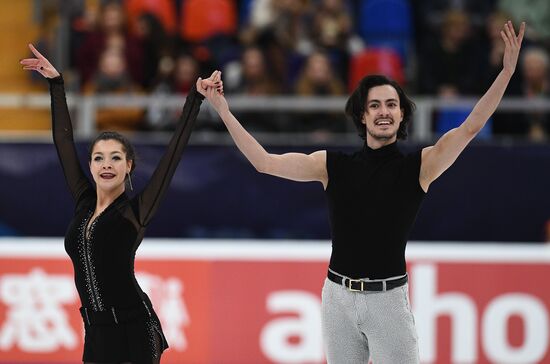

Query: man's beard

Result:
[366,125,397,140]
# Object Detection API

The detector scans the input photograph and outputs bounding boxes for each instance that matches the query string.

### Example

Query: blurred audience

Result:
[520,47,550,141]
[482,11,513,81]
[147,53,201,130]
[179,0,240,72]
[134,12,174,90]
[292,51,346,137]
[239,0,283,73]
[312,0,352,51]
[418,9,488,136]
[481,10,524,136]
[413,0,496,47]
[499,0,550,46]
[23,0,550,138]
[311,0,353,81]
[179,0,237,43]
[226,46,281,95]
[30,2,61,86]
[418,9,482,96]
[125,0,177,36]
[84,48,144,130]
[294,51,345,96]
[262,0,314,56]
[76,1,143,87]
[240,0,315,88]
[226,46,283,132]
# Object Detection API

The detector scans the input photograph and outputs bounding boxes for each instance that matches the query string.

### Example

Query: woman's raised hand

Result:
[20,44,60,79]
[196,70,223,97]
[202,70,228,113]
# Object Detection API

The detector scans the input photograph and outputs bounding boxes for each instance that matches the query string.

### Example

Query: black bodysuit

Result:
[325,142,426,279]
[49,76,203,363]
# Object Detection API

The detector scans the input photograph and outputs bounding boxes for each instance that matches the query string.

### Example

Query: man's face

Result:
[362,85,404,142]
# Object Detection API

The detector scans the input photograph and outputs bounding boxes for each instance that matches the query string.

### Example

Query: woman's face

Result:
[89,139,132,193]
[101,3,125,33]
[243,49,265,78]
[306,53,331,83]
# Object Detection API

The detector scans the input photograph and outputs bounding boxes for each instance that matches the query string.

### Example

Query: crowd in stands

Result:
[31,0,550,139]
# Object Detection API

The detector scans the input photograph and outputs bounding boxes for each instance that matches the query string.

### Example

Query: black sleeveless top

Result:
[49,76,203,362]
[325,142,425,279]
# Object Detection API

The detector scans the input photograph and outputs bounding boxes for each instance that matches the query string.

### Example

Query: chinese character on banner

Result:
[136,272,190,351]
[0,268,78,352]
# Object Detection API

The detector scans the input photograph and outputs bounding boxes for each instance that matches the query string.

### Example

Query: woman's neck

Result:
[95,185,125,212]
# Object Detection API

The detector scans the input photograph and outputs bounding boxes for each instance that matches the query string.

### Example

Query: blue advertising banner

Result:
[0,141,548,241]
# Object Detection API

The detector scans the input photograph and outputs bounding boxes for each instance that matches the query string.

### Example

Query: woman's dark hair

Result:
[88,131,136,175]
[345,75,416,140]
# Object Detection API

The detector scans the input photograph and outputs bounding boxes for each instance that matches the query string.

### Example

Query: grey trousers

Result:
[321,278,420,364]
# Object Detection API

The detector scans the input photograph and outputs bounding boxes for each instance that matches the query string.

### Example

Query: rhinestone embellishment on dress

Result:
[78,210,104,311]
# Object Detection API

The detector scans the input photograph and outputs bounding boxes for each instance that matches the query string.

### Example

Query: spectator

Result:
[84,48,144,130]
[68,0,100,70]
[520,47,550,141]
[29,2,61,87]
[134,12,173,89]
[125,0,177,36]
[417,9,482,96]
[295,51,345,96]
[491,45,550,139]
[418,9,488,136]
[226,46,283,131]
[239,0,279,47]
[293,51,346,136]
[251,0,314,55]
[170,53,201,95]
[240,0,315,88]
[76,1,143,87]
[482,11,525,136]
[311,0,353,81]
[482,11,513,79]
[227,47,280,95]
[147,53,201,130]
[412,0,496,47]
[312,0,352,51]
[499,0,550,46]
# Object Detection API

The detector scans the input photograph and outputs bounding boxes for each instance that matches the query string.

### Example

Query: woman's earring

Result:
[127,172,133,191]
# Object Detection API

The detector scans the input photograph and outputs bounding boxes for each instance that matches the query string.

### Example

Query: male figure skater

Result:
[204,21,524,363]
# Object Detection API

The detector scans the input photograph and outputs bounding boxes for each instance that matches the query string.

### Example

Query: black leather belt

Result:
[79,301,152,326]
[327,270,408,292]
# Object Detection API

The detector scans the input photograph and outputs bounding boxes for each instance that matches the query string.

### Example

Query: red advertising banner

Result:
[0,239,549,364]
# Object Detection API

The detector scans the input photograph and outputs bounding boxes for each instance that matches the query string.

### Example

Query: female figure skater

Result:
[21,44,220,364]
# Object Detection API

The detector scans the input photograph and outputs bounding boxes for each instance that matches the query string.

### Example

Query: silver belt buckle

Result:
[346,278,364,292]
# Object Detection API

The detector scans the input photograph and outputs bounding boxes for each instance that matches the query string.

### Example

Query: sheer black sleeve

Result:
[49,76,91,203]
[136,85,204,226]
